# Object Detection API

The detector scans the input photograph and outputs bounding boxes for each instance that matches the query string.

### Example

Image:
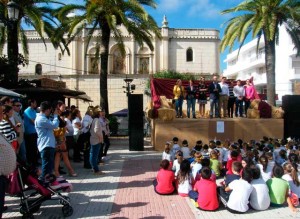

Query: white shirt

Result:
[162,151,171,161]
[172,159,181,176]
[250,178,270,210]
[81,114,93,133]
[191,162,202,180]
[178,175,192,194]
[219,82,229,96]
[181,147,190,159]
[227,179,253,212]
[282,173,300,197]
[72,117,81,135]
[233,85,245,97]
[222,148,229,162]
[64,118,74,136]
[257,163,273,182]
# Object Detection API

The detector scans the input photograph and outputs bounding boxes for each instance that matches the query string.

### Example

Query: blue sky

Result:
[50,0,246,71]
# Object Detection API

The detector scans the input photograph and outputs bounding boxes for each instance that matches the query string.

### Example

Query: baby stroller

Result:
[7,160,73,219]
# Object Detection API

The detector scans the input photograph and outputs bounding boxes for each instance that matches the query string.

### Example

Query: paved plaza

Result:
[3,138,300,219]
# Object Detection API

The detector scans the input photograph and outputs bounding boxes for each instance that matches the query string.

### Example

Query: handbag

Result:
[6,168,21,195]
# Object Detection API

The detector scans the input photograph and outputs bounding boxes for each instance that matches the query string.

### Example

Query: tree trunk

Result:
[264,34,276,106]
[6,21,19,86]
[100,22,110,114]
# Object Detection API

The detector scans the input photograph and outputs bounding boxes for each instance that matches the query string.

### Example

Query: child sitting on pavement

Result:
[181,139,190,159]
[189,167,219,211]
[210,150,222,178]
[191,152,203,181]
[172,150,184,177]
[177,159,192,197]
[171,137,181,160]
[153,159,175,195]
[162,142,172,162]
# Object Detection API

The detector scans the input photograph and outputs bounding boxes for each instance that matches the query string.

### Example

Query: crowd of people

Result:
[0,96,111,217]
[173,76,257,119]
[154,136,300,213]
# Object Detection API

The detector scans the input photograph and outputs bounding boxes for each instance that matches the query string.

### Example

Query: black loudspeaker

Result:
[282,95,300,139]
[128,94,144,151]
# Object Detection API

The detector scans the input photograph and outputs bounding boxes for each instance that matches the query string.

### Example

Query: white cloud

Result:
[188,0,221,19]
[158,0,184,12]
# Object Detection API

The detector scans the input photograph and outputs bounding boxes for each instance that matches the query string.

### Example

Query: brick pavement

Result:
[3,138,300,219]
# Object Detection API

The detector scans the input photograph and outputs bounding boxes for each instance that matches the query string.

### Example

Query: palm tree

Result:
[0,0,69,86]
[220,0,300,106]
[57,0,161,114]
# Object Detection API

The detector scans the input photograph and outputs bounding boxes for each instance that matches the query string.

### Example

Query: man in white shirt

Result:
[219,77,229,118]
[233,80,245,117]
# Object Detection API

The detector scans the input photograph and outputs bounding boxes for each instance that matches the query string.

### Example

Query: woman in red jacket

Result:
[153,159,175,195]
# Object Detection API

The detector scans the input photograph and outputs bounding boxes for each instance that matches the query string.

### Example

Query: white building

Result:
[3,16,221,113]
[223,25,300,103]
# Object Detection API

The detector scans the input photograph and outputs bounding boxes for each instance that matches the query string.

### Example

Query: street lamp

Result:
[123,77,135,96]
[7,1,19,21]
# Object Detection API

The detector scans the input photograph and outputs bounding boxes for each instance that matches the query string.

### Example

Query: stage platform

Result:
[151,118,283,151]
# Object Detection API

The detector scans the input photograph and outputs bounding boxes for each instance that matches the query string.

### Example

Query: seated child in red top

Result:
[189,167,219,211]
[153,159,175,195]
[226,150,240,174]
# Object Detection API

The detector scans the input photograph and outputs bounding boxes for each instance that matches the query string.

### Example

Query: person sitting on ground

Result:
[153,159,175,195]
[191,152,203,181]
[162,142,172,161]
[195,158,216,182]
[177,160,192,197]
[249,166,270,211]
[172,150,184,177]
[226,150,240,174]
[201,144,210,159]
[282,162,300,199]
[189,167,219,211]
[276,149,287,166]
[220,167,253,214]
[257,155,272,182]
[210,150,222,178]
[181,139,190,159]
[266,165,297,212]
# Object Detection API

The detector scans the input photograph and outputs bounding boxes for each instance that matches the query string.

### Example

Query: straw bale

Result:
[250,99,261,110]
[271,106,284,119]
[157,108,176,121]
[247,109,260,119]
[159,96,171,109]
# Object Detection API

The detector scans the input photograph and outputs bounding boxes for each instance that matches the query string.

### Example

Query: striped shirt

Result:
[0,120,17,143]
[229,86,235,98]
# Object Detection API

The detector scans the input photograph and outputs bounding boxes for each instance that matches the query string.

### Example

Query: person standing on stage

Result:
[227,81,236,118]
[233,80,245,117]
[185,80,197,118]
[173,79,185,118]
[219,77,229,118]
[197,77,208,118]
[208,75,222,119]
[244,79,256,116]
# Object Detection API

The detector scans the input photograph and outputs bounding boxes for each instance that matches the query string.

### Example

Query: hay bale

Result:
[146,101,153,110]
[157,108,176,121]
[250,99,261,110]
[272,106,284,119]
[159,96,171,109]
[247,109,260,119]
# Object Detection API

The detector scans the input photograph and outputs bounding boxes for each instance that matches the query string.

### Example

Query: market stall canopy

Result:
[111,108,128,117]
[64,94,93,102]
[0,87,22,98]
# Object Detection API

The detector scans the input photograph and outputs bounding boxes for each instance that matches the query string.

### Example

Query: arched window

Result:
[186,48,193,62]
[35,64,42,75]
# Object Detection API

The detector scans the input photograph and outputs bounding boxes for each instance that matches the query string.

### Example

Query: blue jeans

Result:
[175,98,183,117]
[235,99,244,117]
[40,147,55,181]
[210,98,219,117]
[90,143,101,172]
[187,98,196,118]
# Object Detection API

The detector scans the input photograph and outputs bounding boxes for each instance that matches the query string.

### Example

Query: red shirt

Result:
[194,179,219,210]
[156,169,175,194]
[226,157,237,174]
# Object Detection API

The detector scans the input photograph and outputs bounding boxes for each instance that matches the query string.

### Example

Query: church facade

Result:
[13,17,220,113]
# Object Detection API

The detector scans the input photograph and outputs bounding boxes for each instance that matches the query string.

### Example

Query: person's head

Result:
[194,152,203,163]
[182,139,188,147]
[259,155,268,172]
[236,79,241,86]
[92,107,101,118]
[0,96,12,106]
[221,76,226,83]
[288,153,299,164]
[28,99,37,109]
[201,158,210,167]
[176,79,182,86]
[12,100,22,112]
[274,141,280,148]
[39,101,52,116]
[242,156,255,168]
[201,167,212,180]
[164,142,171,153]
[232,161,243,174]
[279,149,287,159]
[242,167,253,183]
[209,140,216,148]
[283,162,300,186]
[210,150,218,159]
[99,107,106,117]
[216,140,222,147]
[189,80,193,86]
[160,159,170,170]
[71,108,81,120]
[85,106,94,116]
[251,166,261,180]
[246,79,251,85]
[272,164,284,178]
[212,75,218,82]
[70,105,76,111]
[173,137,178,144]
[200,77,205,84]
[3,104,13,119]
[178,159,191,184]
[231,150,239,159]
[57,100,66,112]
[176,150,184,162]
[203,144,209,151]
[196,140,202,146]
[265,152,273,161]
[61,110,71,119]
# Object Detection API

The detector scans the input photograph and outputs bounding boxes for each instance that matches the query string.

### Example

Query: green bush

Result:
[107,115,120,135]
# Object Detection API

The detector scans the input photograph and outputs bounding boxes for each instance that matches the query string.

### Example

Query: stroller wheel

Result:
[59,196,70,205]
[62,205,73,217]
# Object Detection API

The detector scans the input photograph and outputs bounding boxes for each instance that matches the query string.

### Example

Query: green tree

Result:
[0,0,69,86]
[220,0,300,106]
[58,0,161,114]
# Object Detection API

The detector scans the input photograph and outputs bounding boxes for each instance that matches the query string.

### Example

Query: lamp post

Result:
[6,1,20,86]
